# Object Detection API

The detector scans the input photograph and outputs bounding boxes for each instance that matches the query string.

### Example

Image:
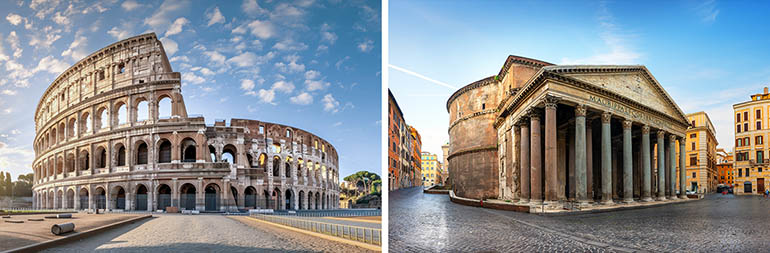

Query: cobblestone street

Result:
[389,187,770,252]
[43,214,373,252]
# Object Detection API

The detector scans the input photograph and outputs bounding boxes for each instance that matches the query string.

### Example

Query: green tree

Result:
[0,171,5,196]
[13,173,33,197]
[343,171,381,194]
[4,172,11,197]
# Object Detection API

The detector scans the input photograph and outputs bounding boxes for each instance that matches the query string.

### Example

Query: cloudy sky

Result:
[390,0,770,160]
[0,0,381,179]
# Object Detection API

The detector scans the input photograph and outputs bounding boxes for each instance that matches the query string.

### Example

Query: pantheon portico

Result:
[447,56,691,210]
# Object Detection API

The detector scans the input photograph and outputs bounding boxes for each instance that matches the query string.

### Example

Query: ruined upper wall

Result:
[34,33,176,131]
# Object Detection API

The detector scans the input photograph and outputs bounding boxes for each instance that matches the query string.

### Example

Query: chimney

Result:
[765,87,768,94]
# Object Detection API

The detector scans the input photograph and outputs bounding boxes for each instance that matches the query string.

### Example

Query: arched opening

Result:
[348,200,353,209]
[116,144,126,166]
[158,139,172,163]
[230,186,238,208]
[136,185,148,211]
[56,159,63,175]
[116,102,127,125]
[180,183,197,210]
[158,96,172,119]
[81,112,91,134]
[78,188,89,210]
[136,99,149,122]
[205,183,220,211]
[285,157,292,178]
[67,118,76,138]
[47,191,53,209]
[298,191,305,210]
[66,189,74,209]
[136,142,148,165]
[66,154,75,173]
[315,192,320,210]
[308,191,314,210]
[209,145,217,162]
[95,187,106,210]
[58,123,65,142]
[264,190,271,209]
[181,138,197,163]
[223,144,237,165]
[272,156,280,177]
[113,186,126,210]
[245,187,257,209]
[272,188,282,210]
[259,153,267,172]
[50,129,57,145]
[157,184,172,211]
[97,107,108,129]
[285,189,293,210]
[322,193,326,209]
[95,147,106,168]
[79,150,90,171]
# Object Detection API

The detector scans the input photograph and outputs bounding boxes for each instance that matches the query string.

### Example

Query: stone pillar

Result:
[601,112,612,204]
[641,126,652,201]
[563,130,572,201]
[586,119,593,201]
[543,95,561,206]
[513,124,521,201]
[622,120,633,203]
[679,137,688,199]
[669,135,678,200]
[657,131,666,200]
[575,105,588,204]
[519,120,530,203]
[530,109,543,204]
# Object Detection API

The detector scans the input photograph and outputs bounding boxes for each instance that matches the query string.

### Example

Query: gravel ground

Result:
[43,214,377,252]
[0,213,142,251]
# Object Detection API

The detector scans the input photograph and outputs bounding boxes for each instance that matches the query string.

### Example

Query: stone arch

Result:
[209,145,217,162]
[94,186,106,209]
[157,184,172,210]
[111,185,126,210]
[114,142,126,167]
[285,156,292,178]
[66,188,75,209]
[67,117,77,138]
[95,146,107,168]
[263,189,271,209]
[157,139,172,163]
[204,183,221,211]
[157,94,173,119]
[244,186,258,209]
[315,191,320,210]
[66,153,75,173]
[114,101,127,125]
[50,127,57,146]
[56,156,64,175]
[135,140,148,165]
[96,106,109,129]
[298,190,305,210]
[297,158,304,177]
[134,97,149,122]
[79,149,90,171]
[285,188,295,210]
[223,144,237,165]
[80,111,92,134]
[58,122,66,142]
[78,187,89,210]
[272,156,281,177]
[272,187,282,210]
[180,138,197,162]
[135,184,148,211]
[179,183,197,210]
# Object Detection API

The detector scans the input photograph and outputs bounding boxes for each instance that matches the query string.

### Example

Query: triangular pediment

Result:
[553,67,686,123]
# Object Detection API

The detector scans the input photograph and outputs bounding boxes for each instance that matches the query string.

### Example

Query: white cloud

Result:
[257,89,275,104]
[274,54,305,73]
[228,52,257,67]
[206,6,225,26]
[242,0,266,16]
[107,26,132,40]
[165,17,189,37]
[696,0,719,23]
[357,39,374,52]
[290,92,313,105]
[10,129,20,135]
[204,51,226,65]
[6,13,23,26]
[333,121,342,127]
[246,20,274,39]
[240,79,255,91]
[270,3,303,21]
[28,26,62,48]
[170,55,189,62]
[1,89,16,95]
[272,39,308,51]
[322,94,340,113]
[198,67,215,76]
[7,31,22,58]
[335,56,350,70]
[61,35,88,61]
[271,80,294,93]
[159,37,179,56]
[305,79,330,91]
[320,23,337,44]
[182,72,205,85]
[144,0,188,31]
[121,0,142,11]
[559,2,641,65]
[52,11,69,26]
[0,141,35,179]
[33,56,69,74]
[305,70,321,80]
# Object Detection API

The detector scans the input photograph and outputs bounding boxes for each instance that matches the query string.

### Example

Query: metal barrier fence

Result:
[250,214,381,245]
[273,209,381,217]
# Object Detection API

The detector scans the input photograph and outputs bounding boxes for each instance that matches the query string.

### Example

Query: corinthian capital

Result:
[543,95,560,109]
[601,112,612,124]
[642,125,650,134]
[574,104,587,117]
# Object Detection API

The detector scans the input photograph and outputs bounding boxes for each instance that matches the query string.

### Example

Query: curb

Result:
[537,198,701,216]
[237,216,381,252]
[4,214,153,253]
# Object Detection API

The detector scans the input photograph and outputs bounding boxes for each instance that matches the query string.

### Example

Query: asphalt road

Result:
[389,187,770,252]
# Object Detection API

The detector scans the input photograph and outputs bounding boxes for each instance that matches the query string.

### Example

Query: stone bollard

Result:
[51,223,75,235]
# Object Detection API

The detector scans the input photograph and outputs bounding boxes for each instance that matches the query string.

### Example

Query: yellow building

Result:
[421,152,441,187]
[685,112,718,193]
[733,87,770,194]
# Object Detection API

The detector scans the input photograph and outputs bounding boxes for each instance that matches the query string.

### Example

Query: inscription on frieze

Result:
[589,95,671,129]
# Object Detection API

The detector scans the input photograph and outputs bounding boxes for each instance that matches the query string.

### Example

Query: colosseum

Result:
[31,33,340,212]
[447,55,691,210]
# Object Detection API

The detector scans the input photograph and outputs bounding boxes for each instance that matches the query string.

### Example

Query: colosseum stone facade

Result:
[31,33,340,212]
[447,55,691,210]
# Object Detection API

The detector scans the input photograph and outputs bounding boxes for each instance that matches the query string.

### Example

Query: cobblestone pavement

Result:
[389,187,770,252]
[43,214,375,252]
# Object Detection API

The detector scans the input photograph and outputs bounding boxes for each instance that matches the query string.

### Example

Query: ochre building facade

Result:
[684,112,718,193]
[733,87,770,194]
[31,33,339,212]
[447,55,691,209]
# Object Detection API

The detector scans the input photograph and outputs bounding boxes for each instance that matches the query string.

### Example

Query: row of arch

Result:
[35,94,175,156]
[35,183,339,211]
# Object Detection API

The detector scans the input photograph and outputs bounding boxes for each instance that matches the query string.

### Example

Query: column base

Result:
[518,199,530,204]
[656,196,667,201]
[641,197,654,202]
[622,198,633,204]
[544,201,560,210]
[530,199,543,205]
[678,195,688,199]
[576,201,591,208]
[600,199,614,205]
[669,196,678,200]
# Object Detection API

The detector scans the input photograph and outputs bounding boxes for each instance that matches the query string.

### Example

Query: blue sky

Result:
[0,0,381,179]
[389,0,770,160]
